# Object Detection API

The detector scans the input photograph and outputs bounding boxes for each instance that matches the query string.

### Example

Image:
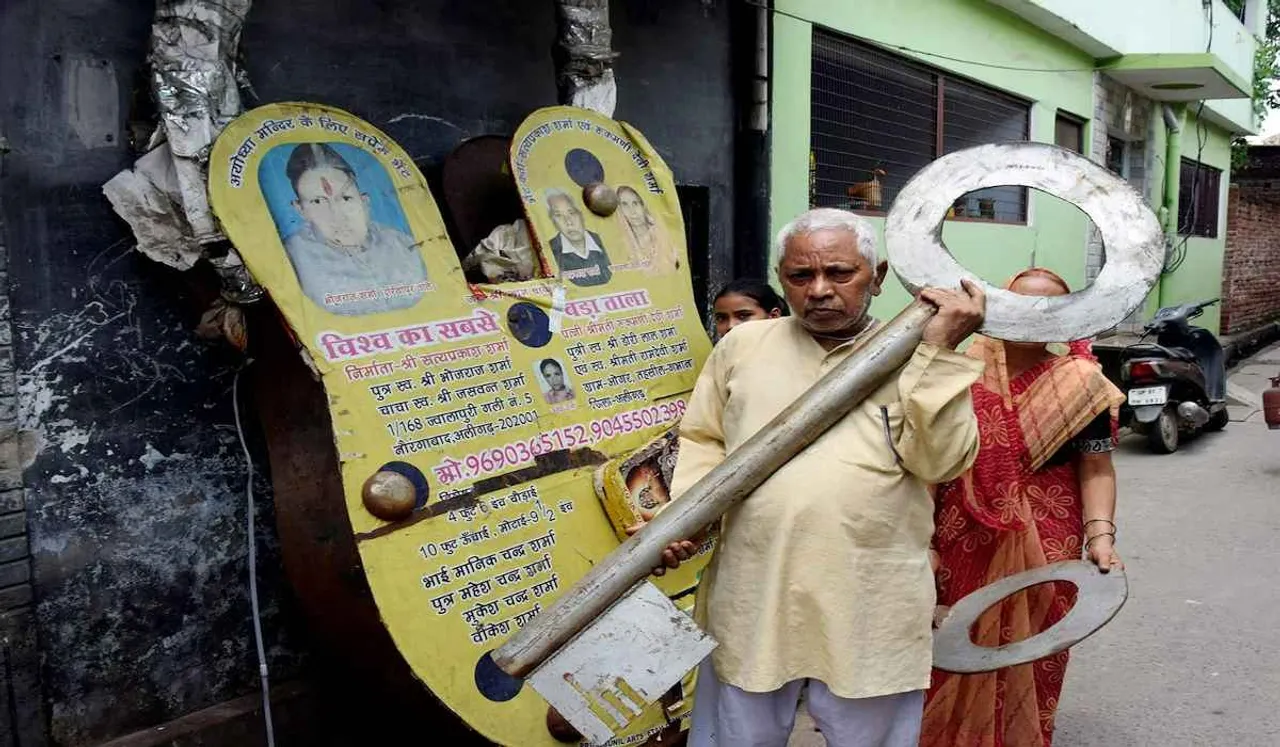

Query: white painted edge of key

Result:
[885,142,1167,343]
[932,560,1129,674]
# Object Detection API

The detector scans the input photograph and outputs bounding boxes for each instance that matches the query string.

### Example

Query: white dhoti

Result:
[688,658,924,747]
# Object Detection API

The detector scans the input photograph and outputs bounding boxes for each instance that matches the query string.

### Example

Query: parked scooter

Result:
[1120,299,1228,453]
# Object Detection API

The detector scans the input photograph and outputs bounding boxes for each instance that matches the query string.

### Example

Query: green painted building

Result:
[766,0,1264,334]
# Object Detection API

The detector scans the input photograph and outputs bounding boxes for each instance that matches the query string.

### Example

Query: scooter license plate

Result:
[1128,386,1168,406]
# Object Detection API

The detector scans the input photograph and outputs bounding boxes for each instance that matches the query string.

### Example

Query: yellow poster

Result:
[208,102,713,746]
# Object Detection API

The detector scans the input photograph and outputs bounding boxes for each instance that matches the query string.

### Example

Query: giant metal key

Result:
[475,142,1166,744]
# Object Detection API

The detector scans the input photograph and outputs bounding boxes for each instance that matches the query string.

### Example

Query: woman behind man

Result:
[710,278,788,342]
[922,268,1125,747]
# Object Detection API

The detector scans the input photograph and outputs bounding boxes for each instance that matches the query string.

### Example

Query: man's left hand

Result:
[919,279,986,350]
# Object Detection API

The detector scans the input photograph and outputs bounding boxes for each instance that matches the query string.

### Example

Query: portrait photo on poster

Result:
[535,357,576,408]
[544,187,613,288]
[615,185,679,273]
[259,141,432,317]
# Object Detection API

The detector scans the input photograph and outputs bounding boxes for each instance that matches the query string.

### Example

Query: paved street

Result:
[1056,418,1280,745]
[789,346,1280,746]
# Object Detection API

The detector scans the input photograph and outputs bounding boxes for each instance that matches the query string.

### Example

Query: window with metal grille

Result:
[1177,159,1221,238]
[810,29,1031,223]
[1054,112,1084,154]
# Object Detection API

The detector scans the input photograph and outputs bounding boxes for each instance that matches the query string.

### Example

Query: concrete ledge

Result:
[1222,320,1280,366]
[95,681,313,747]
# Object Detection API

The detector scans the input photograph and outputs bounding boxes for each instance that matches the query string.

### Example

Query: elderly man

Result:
[545,189,612,286]
[653,208,986,746]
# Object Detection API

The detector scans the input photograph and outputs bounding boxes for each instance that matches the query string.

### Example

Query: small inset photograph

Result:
[535,357,576,406]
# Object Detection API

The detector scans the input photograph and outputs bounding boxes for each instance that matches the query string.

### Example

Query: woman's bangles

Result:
[1083,518,1117,550]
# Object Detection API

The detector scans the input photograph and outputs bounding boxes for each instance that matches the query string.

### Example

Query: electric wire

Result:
[233,362,277,747]
[1166,0,1217,275]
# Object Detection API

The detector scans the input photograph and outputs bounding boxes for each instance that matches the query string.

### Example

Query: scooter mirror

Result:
[886,142,1165,343]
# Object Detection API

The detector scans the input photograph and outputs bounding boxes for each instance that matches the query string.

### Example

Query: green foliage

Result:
[1252,39,1280,120]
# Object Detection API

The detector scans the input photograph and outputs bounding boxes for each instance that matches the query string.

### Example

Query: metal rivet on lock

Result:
[546,706,583,743]
[361,469,417,521]
[582,182,619,216]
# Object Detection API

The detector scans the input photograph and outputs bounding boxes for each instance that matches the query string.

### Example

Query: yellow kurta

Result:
[670,316,983,699]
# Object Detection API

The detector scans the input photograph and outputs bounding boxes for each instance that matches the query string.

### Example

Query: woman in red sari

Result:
[921,268,1125,747]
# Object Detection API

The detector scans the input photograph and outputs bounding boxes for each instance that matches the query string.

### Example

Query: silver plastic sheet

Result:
[553,0,617,116]
[102,142,205,270]
[149,0,252,243]
[105,0,255,273]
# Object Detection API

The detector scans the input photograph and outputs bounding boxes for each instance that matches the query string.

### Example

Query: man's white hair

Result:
[774,208,879,268]
[544,188,580,215]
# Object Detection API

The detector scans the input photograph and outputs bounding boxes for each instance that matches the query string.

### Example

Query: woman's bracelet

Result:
[1085,531,1116,550]
[1083,518,1116,534]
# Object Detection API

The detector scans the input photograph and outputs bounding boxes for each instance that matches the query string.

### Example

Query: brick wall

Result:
[1221,179,1280,334]
[0,142,46,744]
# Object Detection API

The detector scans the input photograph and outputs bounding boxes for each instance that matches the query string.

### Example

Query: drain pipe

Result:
[1158,103,1186,309]
[749,0,770,134]
[1160,103,1185,237]
[731,0,772,280]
